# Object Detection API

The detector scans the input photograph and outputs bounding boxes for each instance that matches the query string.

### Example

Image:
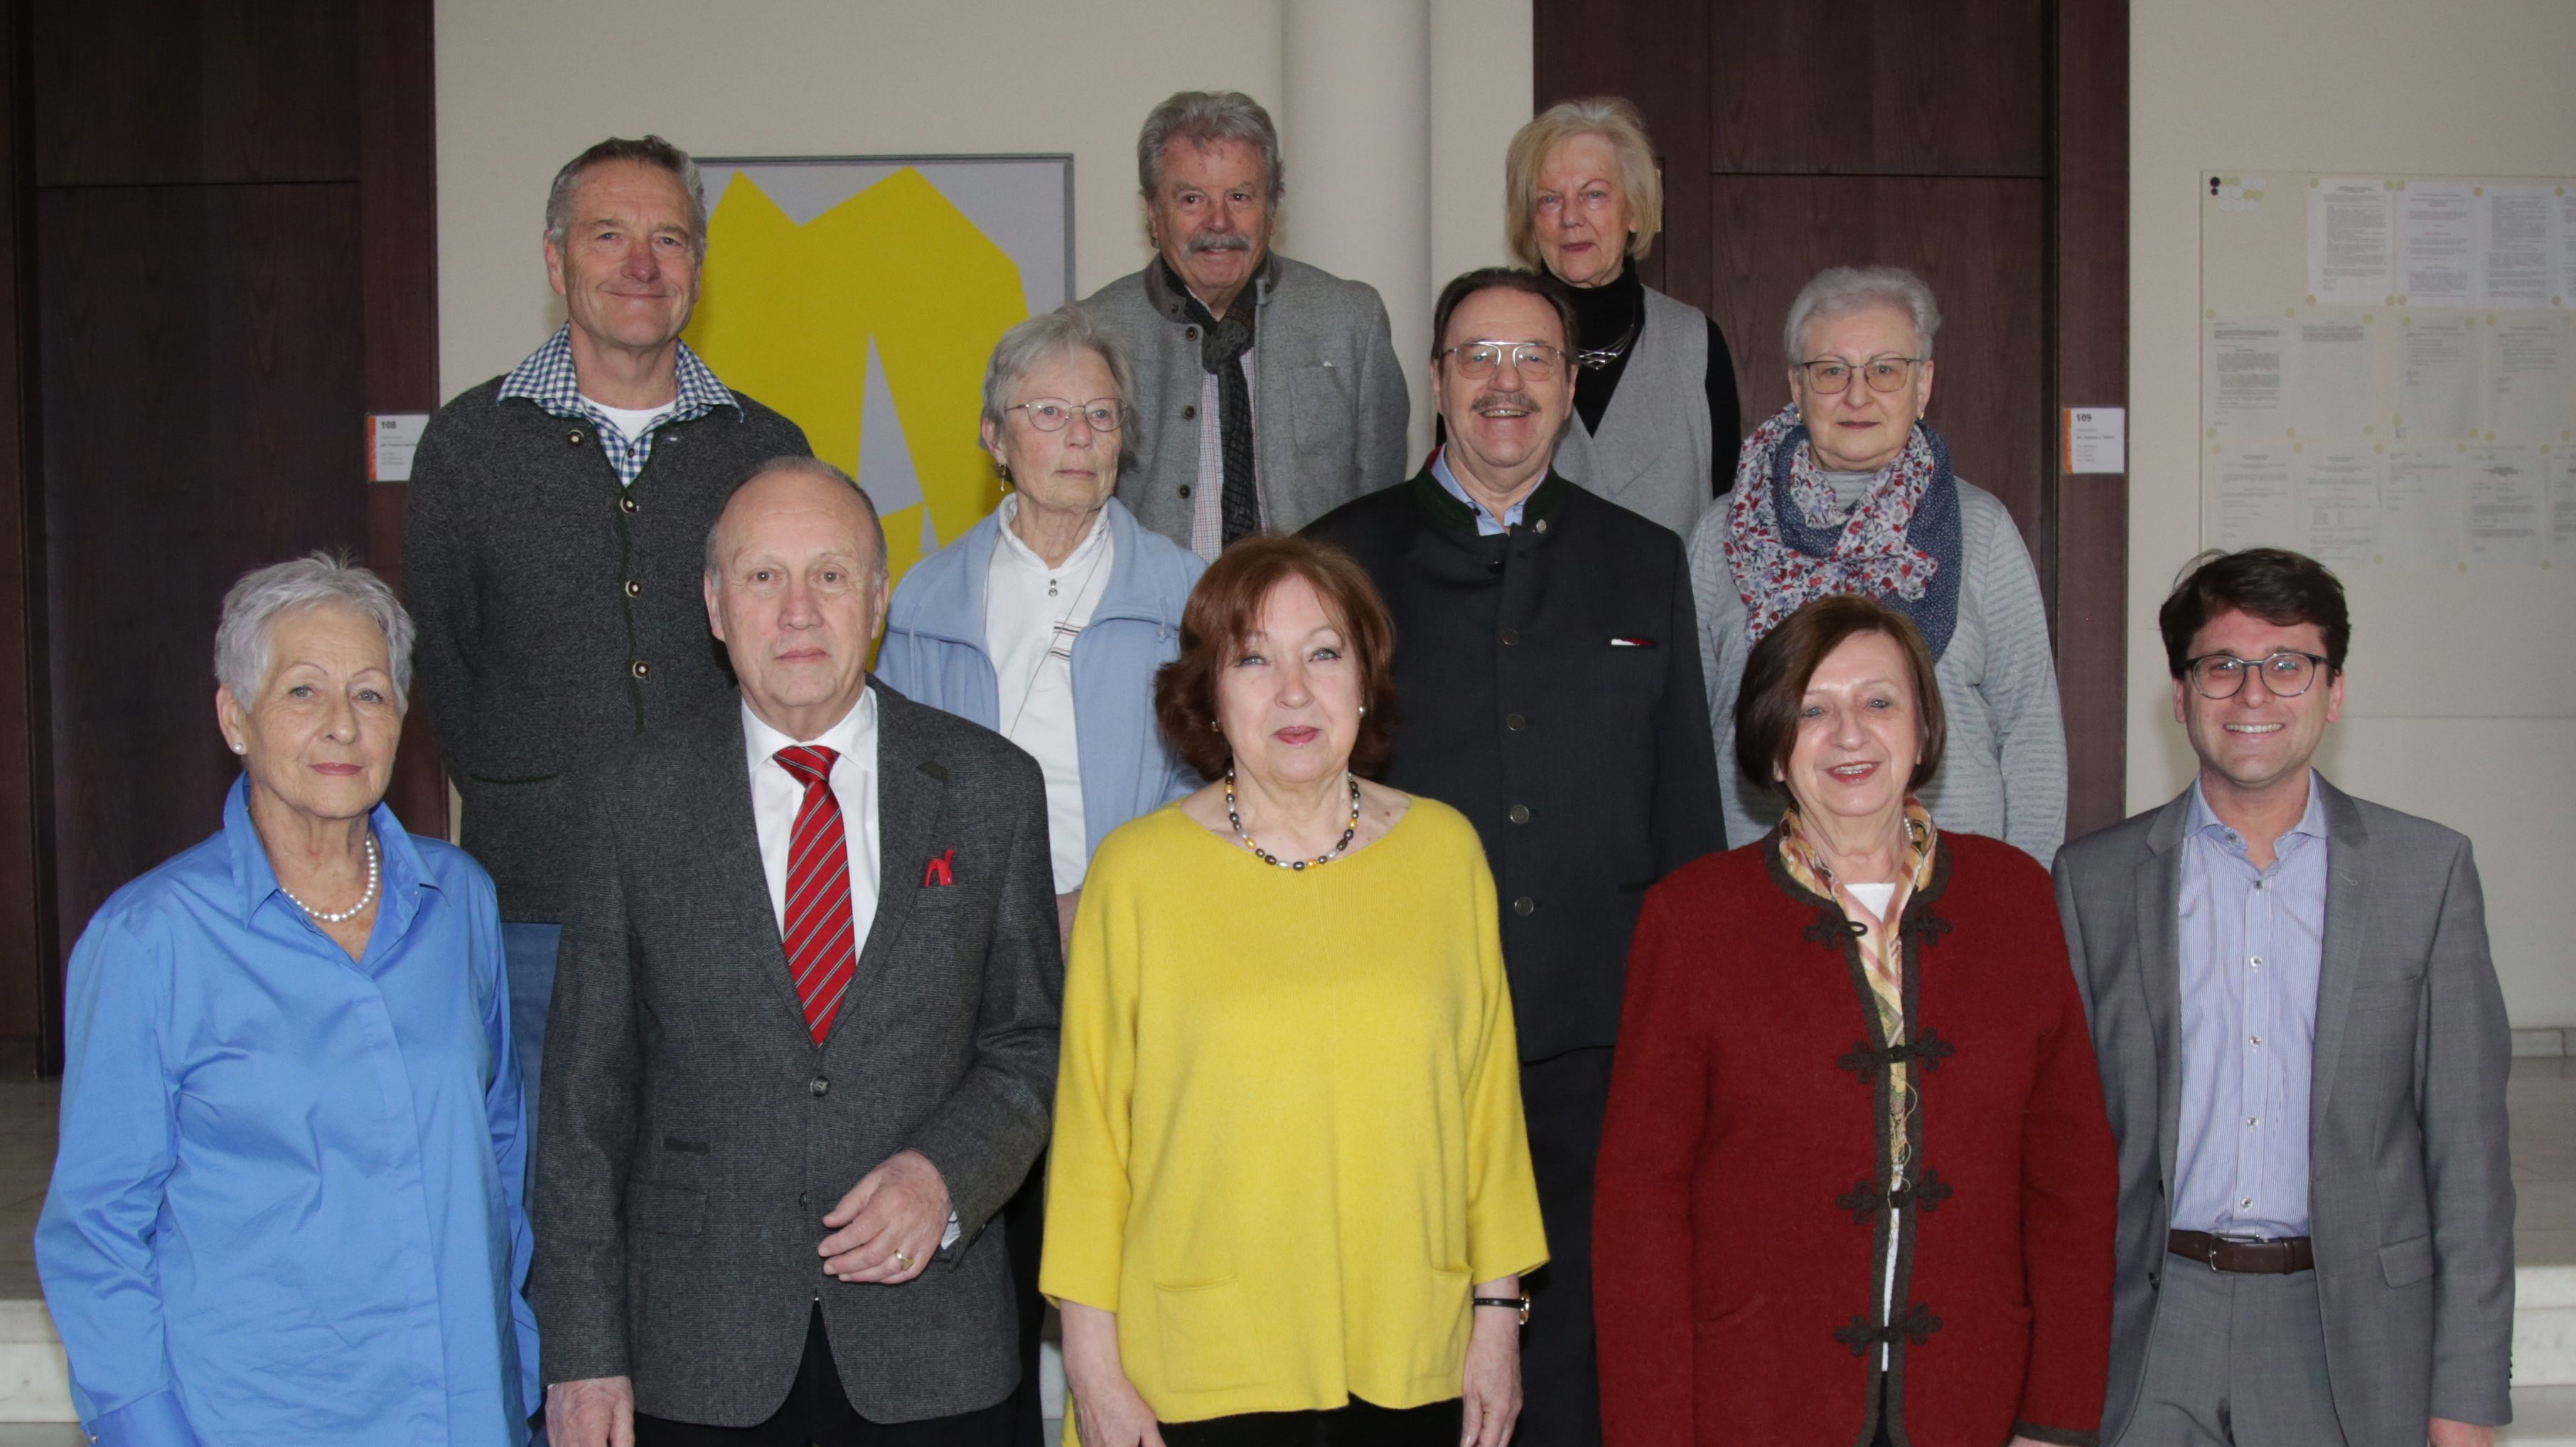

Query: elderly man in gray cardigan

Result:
[1085,90,1408,559]
[1689,265,2066,860]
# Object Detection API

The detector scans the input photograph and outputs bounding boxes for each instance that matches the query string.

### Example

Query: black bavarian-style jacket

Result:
[1305,468,1725,1060]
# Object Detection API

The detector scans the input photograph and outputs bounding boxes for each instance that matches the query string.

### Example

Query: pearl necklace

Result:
[1225,768,1361,870]
[280,835,380,924]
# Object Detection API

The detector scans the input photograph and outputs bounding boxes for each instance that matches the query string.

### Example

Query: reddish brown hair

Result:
[1733,594,1947,794]
[1155,533,1398,781]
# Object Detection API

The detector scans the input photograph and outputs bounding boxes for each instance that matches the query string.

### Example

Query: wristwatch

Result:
[1472,1292,1533,1325]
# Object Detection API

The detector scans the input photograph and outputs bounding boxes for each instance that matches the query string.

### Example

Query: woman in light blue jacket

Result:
[879,302,1205,1447]
[881,304,1206,927]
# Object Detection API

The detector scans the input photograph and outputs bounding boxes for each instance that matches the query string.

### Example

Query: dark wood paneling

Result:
[1707,176,2049,551]
[1709,0,2046,178]
[2048,0,2129,835]
[38,183,366,944]
[0,4,51,1076]
[31,0,358,188]
[1534,0,1710,301]
[358,0,446,838]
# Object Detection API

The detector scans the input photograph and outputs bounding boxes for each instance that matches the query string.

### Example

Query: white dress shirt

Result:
[739,688,960,1250]
[740,690,881,949]
[984,494,1113,893]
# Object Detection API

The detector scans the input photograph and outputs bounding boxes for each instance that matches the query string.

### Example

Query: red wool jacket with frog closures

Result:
[1595,829,2116,1447]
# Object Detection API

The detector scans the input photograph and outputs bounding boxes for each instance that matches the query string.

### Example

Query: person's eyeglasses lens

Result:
[1457,344,1562,380]
[2191,653,2315,699]
[1020,400,1120,433]
[1805,358,1914,395]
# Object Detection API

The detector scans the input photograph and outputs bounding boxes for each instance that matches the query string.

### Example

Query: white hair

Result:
[979,304,1138,474]
[213,551,415,708]
[1137,90,1284,203]
[1782,265,1943,363]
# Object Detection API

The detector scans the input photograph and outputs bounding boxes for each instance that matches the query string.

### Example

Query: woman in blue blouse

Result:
[36,553,539,1446]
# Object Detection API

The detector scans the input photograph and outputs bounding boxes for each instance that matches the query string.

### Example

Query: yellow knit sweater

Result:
[1041,798,1548,1424]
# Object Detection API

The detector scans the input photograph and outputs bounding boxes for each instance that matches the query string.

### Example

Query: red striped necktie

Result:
[773,745,856,1044]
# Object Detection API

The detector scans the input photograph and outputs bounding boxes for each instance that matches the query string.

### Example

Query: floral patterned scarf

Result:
[1722,402,1963,658]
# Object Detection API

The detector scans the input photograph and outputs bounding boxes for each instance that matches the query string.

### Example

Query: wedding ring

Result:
[893,1249,916,1271]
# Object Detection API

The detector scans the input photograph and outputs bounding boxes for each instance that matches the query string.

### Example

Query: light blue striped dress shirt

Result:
[2171,771,2331,1238]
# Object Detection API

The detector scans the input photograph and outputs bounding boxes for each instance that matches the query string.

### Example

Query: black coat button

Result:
[1505,713,1526,731]
[1186,326,1201,341]
[624,580,641,598]
[1501,629,1520,646]
[618,495,638,514]
[810,1076,830,1097]
[1182,404,1197,420]
[566,429,586,446]
[1178,484,1193,499]
[1508,804,1530,824]
[1512,897,1535,917]
[631,661,650,679]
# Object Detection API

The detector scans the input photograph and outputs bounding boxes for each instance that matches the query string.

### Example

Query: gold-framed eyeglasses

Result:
[1441,341,1567,380]
[2184,650,2331,699]
[1008,398,1122,433]
[1796,355,1923,395]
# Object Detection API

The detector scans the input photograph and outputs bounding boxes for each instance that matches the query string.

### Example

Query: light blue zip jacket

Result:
[879,496,1207,867]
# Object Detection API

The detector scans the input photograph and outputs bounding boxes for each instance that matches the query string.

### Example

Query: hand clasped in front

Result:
[817,1148,950,1286]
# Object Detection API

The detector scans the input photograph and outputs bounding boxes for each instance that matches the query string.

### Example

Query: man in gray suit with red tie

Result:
[535,456,1061,1446]
[2054,548,2513,1447]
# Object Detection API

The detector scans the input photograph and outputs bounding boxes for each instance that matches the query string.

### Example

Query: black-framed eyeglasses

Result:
[1796,355,1923,395]
[1440,341,1567,380]
[2184,650,2332,699]
[1007,398,1122,433]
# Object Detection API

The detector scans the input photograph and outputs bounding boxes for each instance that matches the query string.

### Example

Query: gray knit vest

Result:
[1552,284,1714,538]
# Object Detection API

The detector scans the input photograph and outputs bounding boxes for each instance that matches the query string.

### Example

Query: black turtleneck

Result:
[1567,264,1744,498]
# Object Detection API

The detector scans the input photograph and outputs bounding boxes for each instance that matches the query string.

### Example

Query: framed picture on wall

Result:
[687,154,1075,587]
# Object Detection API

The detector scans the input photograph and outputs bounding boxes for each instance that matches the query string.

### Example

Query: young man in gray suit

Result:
[2054,548,2513,1447]
[535,459,1061,1446]
[1086,90,1409,558]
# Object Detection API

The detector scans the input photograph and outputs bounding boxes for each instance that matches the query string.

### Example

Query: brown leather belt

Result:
[2168,1229,2314,1274]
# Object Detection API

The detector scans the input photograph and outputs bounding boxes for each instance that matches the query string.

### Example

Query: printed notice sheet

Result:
[2481,186,2557,309]
[2398,317,2480,440]
[2308,179,2394,305]
[2210,448,2299,550]
[2291,314,2378,439]
[2465,445,2545,567]
[2553,449,2576,563]
[2486,316,2570,442]
[2207,312,2290,437]
[2302,449,2383,565]
[2383,446,2468,569]
[2398,183,2479,305]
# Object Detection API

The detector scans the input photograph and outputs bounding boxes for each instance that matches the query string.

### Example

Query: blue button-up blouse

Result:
[36,777,539,1446]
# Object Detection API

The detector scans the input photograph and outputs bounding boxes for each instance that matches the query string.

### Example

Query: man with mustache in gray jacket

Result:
[1085,90,1410,561]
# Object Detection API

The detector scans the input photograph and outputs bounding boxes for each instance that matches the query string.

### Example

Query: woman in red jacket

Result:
[1595,594,2115,1447]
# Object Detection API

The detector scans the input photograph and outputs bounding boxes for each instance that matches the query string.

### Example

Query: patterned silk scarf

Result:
[1722,402,1964,658]
[1778,798,1940,1180]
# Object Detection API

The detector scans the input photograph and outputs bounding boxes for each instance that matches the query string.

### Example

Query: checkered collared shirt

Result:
[496,324,738,486]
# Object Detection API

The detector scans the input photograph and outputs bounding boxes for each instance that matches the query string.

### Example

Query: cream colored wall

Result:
[2131,0,2576,1027]
[434,0,1532,459]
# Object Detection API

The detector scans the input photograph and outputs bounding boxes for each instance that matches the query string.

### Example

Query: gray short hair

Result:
[1782,265,1943,363]
[1137,90,1284,203]
[704,456,889,584]
[213,552,415,709]
[980,304,1138,473]
[544,135,709,257]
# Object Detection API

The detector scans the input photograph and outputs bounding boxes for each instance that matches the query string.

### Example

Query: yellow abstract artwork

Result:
[684,161,1066,588]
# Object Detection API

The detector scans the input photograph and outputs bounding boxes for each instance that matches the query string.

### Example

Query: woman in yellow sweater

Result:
[1043,534,1548,1447]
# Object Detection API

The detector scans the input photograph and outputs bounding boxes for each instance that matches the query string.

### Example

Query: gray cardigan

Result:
[1687,479,2067,860]
[1086,253,1409,548]
[403,378,811,921]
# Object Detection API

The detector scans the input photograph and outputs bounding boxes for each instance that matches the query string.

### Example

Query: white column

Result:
[1279,0,1434,461]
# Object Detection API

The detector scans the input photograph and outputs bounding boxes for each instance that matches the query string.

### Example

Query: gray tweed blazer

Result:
[531,685,1062,1426]
[2054,776,2514,1443]
[1087,253,1409,548]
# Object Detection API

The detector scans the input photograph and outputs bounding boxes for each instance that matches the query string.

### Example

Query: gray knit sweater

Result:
[404,378,810,920]
[1686,478,2067,862]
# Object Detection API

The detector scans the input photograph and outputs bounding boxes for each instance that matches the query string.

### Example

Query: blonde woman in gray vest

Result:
[1687,266,2068,865]
[1504,97,1742,540]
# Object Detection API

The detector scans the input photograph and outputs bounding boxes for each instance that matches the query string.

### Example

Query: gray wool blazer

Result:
[2053,776,2514,1444]
[531,684,1062,1427]
[1087,253,1409,548]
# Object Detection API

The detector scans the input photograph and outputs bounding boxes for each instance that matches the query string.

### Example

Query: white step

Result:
[0,1303,69,1424]
[2527,1265,2576,1387]
[2508,1385,2576,1444]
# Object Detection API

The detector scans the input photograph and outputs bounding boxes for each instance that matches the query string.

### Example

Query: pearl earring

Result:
[230,742,245,754]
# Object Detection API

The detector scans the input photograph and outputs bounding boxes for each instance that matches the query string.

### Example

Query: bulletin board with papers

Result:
[2200,173,2575,573]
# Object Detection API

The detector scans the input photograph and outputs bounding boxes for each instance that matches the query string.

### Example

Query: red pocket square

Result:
[923,849,955,887]
[1609,636,1657,648]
